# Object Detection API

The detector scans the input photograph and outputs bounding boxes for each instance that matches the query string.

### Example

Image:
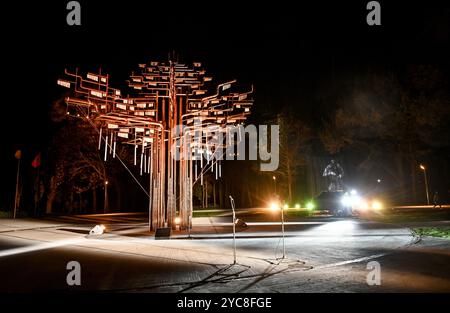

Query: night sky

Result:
[1,1,449,210]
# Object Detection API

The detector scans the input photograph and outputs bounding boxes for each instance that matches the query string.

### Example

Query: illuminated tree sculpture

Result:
[57,59,253,230]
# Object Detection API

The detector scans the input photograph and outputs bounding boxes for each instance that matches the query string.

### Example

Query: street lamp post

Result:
[281,205,286,259]
[419,165,430,205]
[104,180,109,213]
[272,176,277,195]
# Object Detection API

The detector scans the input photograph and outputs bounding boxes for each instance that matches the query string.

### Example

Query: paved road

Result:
[0,211,449,292]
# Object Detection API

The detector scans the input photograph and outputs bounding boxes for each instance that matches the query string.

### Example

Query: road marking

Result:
[311,232,420,270]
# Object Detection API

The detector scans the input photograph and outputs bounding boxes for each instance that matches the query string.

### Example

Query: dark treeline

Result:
[4,63,449,215]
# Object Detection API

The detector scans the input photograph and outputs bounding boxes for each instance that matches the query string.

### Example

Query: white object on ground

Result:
[89,225,105,235]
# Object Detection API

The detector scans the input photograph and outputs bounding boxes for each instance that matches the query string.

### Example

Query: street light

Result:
[272,176,277,195]
[104,180,109,213]
[419,164,430,205]
[174,216,181,231]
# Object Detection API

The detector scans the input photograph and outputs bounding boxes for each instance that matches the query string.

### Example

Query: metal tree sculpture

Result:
[57,59,253,230]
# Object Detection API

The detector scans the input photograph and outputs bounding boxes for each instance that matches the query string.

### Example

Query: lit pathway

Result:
[0,214,449,292]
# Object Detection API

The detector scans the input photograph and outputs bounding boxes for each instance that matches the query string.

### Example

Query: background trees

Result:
[275,110,312,203]
[13,63,450,215]
[318,66,450,204]
[43,98,137,214]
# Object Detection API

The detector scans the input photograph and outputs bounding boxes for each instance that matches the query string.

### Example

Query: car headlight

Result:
[341,192,361,207]
[357,200,369,212]
[341,195,351,206]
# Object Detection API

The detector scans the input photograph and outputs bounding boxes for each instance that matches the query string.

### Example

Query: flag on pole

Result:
[31,153,41,168]
[15,150,22,160]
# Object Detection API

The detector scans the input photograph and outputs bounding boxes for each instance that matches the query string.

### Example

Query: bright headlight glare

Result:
[341,195,351,206]
[358,200,369,211]
[342,191,361,207]
[371,200,382,210]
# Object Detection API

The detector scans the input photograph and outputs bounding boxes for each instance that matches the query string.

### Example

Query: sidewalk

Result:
[0,218,69,233]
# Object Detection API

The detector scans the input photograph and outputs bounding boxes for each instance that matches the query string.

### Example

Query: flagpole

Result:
[31,153,41,217]
[13,157,20,219]
[35,167,40,217]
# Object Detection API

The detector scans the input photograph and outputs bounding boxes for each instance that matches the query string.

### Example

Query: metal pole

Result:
[229,195,237,265]
[188,215,192,238]
[104,181,108,213]
[13,158,20,219]
[188,158,193,238]
[148,149,153,231]
[188,158,192,238]
[424,169,430,205]
[281,206,285,259]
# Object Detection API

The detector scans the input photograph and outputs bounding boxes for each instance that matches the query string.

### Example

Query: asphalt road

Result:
[0,210,449,292]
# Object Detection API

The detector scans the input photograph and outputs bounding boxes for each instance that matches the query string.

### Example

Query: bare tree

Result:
[276,110,312,203]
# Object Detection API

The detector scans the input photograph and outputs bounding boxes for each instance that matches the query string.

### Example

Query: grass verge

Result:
[0,211,12,218]
[413,227,450,238]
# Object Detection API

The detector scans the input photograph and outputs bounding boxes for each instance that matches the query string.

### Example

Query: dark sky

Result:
[3,0,449,142]
[1,0,449,209]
